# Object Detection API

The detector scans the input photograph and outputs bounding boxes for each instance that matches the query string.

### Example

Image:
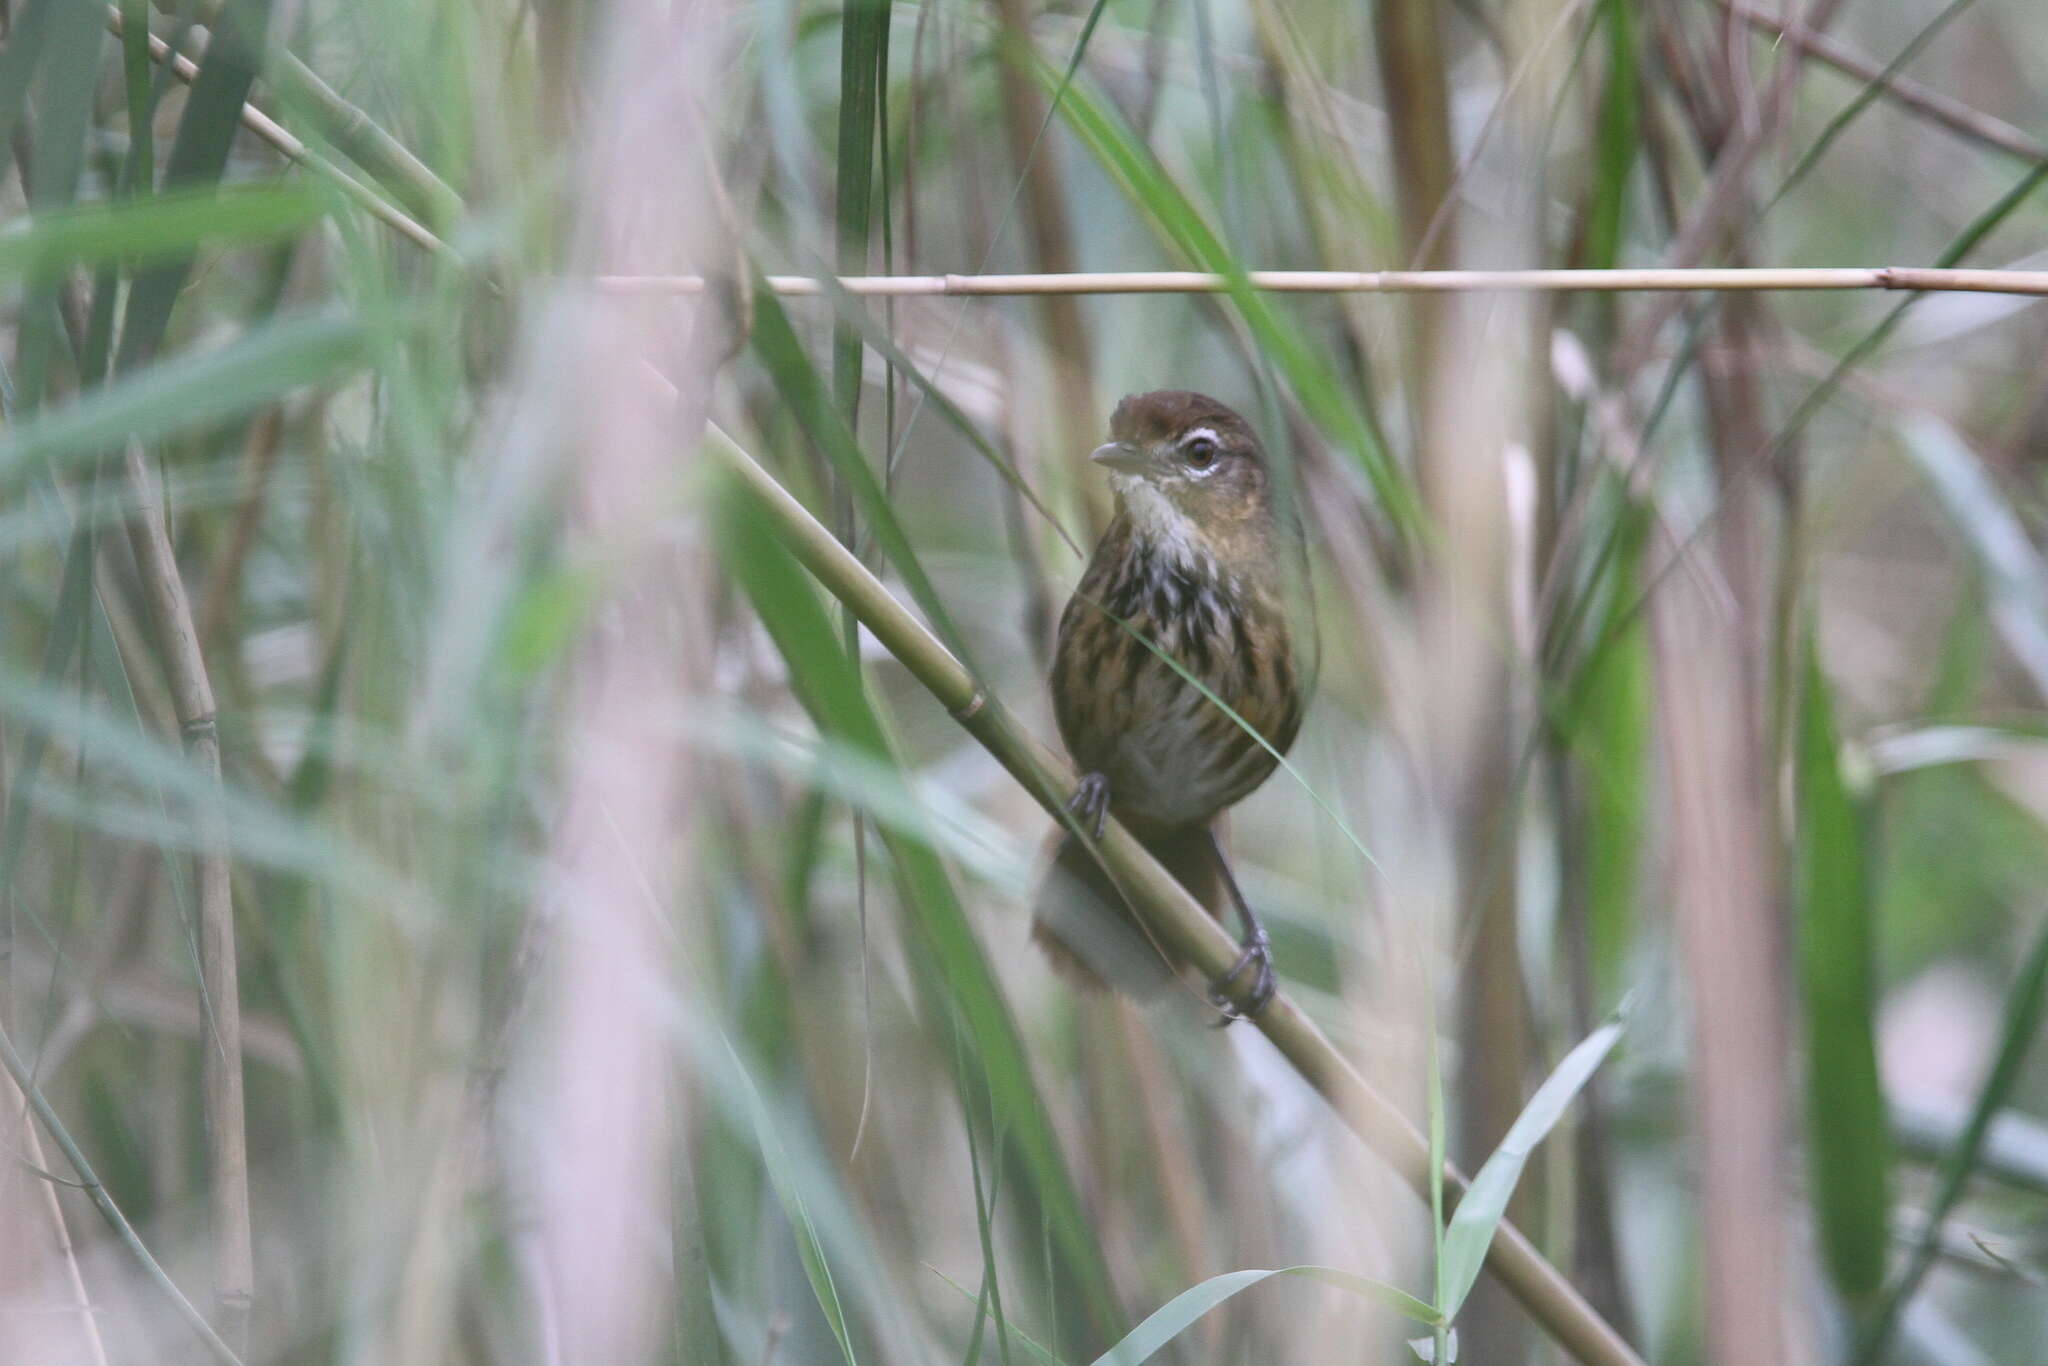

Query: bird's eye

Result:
[1183,436,1219,470]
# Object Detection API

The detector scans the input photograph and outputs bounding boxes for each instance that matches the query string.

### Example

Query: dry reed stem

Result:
[708,423,1646,1366]
[120,440,253,1355]
[107,8,448,254]
[596,265,2048,296]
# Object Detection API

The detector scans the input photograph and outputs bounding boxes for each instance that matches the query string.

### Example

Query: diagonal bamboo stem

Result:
[121,440,253,1355]
[107,8,449,255]
[601,265,2048,296]
[706,423,1646,1366]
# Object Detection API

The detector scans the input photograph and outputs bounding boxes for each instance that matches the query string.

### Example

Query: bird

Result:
[1031,390,1312,1019]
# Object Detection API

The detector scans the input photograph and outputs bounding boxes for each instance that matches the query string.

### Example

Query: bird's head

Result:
[1091,391,1275,571]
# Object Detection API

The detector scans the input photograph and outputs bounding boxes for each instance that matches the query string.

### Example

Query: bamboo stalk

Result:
[706,423,1646,1366]
[599,265,2048,296]
[120,440,254,1356]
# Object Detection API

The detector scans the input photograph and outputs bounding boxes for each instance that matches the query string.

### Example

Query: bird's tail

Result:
[1029,825,1225,997]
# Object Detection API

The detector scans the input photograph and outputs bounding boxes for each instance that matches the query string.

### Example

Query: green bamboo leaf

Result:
[1584,0,1638,272]
[1091,1266,1441,1366]
[0,185,331,286]
[832,0,888,421]
[1437,1009,1627,1322]
[118,0,277,371]
[0,310,373,487]
[1795,636,1892,1304]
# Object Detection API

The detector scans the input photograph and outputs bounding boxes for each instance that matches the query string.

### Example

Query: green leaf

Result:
[1437,1010,1627,1322]
[117,0,278,371]
[1090,1266,1441,1366]
[0,185,331,286]
[0,310,372,488]
[1584,0,1638,272]
[1794,636,1892,1304]
[831,0,888,421]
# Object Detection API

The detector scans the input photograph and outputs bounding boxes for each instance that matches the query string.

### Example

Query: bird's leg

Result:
[1066,772,1112,840]
[1205,827,1276,1023]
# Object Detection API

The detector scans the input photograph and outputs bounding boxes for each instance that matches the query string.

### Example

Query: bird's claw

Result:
[1066,772,1111,841]
[1208,923,1275,1026]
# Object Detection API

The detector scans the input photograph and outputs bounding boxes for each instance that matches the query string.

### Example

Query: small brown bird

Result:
[1032,391,1311,1018]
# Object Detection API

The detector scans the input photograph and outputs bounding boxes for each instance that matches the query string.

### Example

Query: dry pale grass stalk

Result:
[120,439,253,1356]
[710,425,1646,1366]
[515,0,733,1361]
[1648,518,1791,1366]
[594,265,2048,296]
[0,1070,109,1366]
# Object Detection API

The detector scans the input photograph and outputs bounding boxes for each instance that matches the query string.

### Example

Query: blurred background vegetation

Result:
[3,0,2048,1362]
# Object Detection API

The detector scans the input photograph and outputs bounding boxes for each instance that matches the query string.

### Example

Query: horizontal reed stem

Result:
[600,265,2048,297]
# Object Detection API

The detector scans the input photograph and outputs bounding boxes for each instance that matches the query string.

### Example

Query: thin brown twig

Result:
[594,265,2048,296]
[1713,0,2048,164]
[119,440,253,1355]
[197,408,284,652]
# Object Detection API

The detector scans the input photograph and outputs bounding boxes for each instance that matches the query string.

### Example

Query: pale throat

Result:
[1112,475,1221,581]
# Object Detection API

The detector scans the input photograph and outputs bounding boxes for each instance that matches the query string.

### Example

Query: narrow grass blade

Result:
[832,0,888,421]
[0,185,331,285]
[1852,918,2048,1361]
[1091,1266,1441,1366]
[1897,414,2048,700]
[1770,0,1982,208]
[724,1037,861,1366]
[0,311,372,487]
[1795,637,1892,1305]
[1585,0,1638,272]
[1437,1009,1627,1322]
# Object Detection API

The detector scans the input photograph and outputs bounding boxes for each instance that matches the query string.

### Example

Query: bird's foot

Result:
[1066,772,1111,840]
[1208,921,1275,1026]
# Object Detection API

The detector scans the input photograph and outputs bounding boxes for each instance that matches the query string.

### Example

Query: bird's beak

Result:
[1090,441,1147,474]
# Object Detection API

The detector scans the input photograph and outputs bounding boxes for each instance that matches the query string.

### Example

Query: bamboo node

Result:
[950,689,988,722]
[180,715,219,746]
